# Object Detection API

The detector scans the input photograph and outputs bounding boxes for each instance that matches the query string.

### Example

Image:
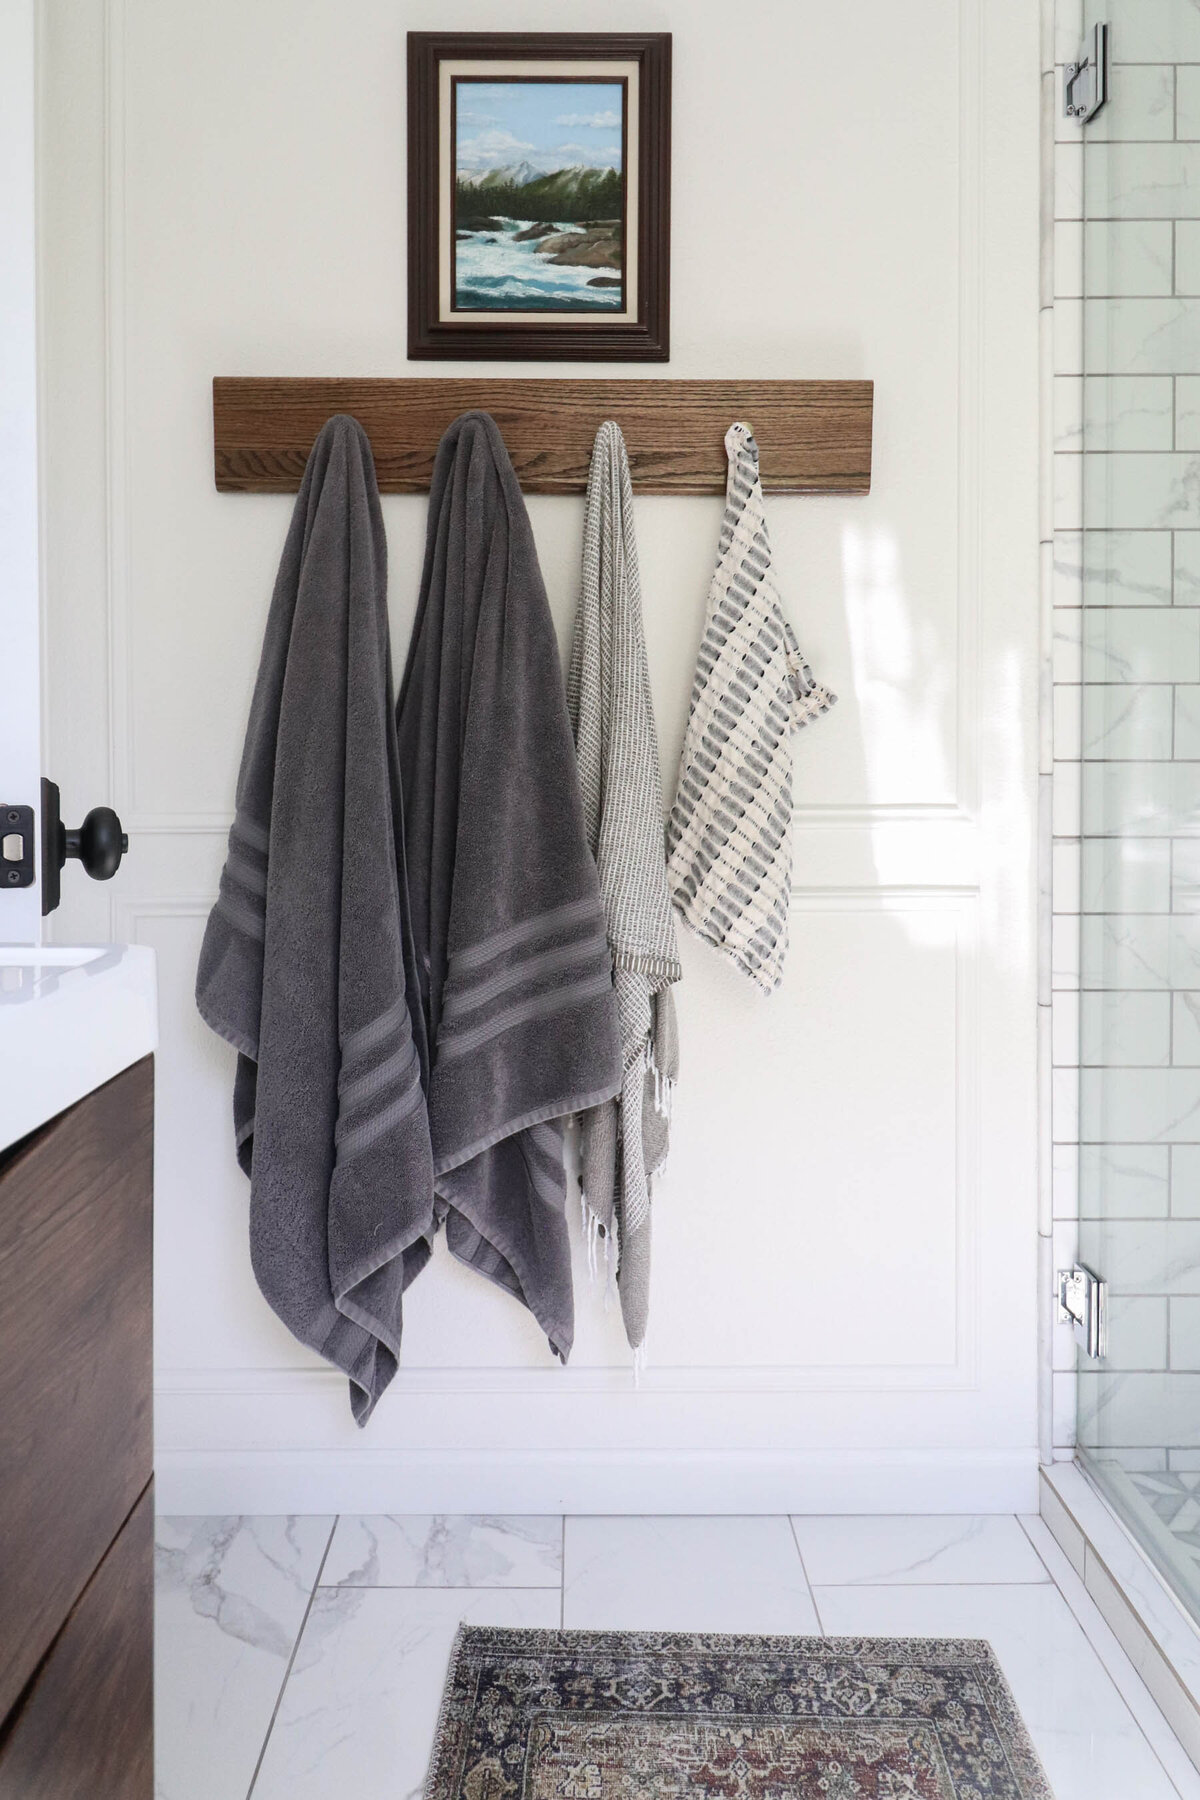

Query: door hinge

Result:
[1064,23,1109,124]
[1057,1263,1108,1360]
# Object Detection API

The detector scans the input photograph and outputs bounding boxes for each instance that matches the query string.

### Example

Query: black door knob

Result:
[64,807,129,882]
[40,779,129,916]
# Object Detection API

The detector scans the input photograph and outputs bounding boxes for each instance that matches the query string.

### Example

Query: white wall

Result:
[0,0,41,938]
[39,0,1043,1514]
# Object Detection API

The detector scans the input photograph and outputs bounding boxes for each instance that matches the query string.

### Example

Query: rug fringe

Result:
[423,1621,467,1800]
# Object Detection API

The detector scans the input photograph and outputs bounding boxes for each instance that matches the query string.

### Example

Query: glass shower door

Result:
[1075,4,1200,1620]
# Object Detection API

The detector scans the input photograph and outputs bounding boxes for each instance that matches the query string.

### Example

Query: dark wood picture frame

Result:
[407,32,671,361]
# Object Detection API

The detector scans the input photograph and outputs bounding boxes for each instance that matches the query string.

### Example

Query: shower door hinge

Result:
[1064,23,1109,124]
[1057,1263,1108,1360]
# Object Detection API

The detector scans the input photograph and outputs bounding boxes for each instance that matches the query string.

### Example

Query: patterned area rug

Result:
[425,1627,1054,1799]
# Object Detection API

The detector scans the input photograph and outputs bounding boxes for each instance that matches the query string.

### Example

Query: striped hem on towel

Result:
[335,1000,424,1167]
[214,810,269,943]
[436,896,613,1065]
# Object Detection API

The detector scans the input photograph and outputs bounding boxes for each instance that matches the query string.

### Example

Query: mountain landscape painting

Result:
[452,79,626,312]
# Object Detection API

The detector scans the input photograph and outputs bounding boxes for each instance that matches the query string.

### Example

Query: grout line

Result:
[799,1577,1057,1589]
[786,1516,825,1633]
[312,1580,569,1591]
[245,1515,338,1800]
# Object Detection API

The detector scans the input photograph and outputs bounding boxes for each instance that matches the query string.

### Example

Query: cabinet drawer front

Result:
[0,1057,153,1719]
[0,1480,154,1800]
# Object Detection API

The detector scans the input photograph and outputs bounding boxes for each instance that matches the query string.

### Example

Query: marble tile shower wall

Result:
[1050,1,1200,1470]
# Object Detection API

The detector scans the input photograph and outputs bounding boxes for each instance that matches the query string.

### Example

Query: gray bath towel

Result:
[396,411,621,1362]
[567,422,680,1359]
[196,415,435,1425]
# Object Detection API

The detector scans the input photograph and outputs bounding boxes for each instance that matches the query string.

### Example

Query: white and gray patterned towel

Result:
[665,421,836,994]
[567,421,681,1357]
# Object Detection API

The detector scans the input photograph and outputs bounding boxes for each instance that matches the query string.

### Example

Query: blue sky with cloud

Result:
[455,80,623,175]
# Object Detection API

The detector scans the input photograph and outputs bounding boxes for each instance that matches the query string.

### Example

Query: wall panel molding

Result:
[121,886,982,1396]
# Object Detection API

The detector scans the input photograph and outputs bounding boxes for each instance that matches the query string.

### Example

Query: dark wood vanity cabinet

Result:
[0,1056,154,1798]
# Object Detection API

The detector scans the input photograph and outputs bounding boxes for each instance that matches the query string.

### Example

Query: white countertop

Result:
[0,944,158,1150]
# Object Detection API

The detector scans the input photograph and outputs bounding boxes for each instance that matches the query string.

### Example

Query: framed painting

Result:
[407,32,671,361]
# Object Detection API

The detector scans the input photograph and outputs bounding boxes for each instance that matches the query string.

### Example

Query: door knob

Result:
[40,779,129,915]
[64,807,128,881]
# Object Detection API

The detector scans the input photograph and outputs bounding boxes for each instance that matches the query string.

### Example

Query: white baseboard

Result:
[154,1444,1038,1515]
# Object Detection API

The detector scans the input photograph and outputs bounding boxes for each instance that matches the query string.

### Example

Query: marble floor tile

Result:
[813,1580,1184,1800]
[790,1514,1049,1587]
[154,1514,333,1800]
[321,1514,562,1588]
[1021,1514,1200,1800]
[562,1515,819,1633]
[251,1584,560,1800]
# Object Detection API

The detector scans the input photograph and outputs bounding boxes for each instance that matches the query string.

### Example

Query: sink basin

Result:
[0,945,109,967]
[0,943,157,1148]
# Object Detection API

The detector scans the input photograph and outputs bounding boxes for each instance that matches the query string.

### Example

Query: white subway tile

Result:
[1082,684,1173,760]
[1055,140,1083,221]
[1173,839,1200,912]
[1083,143,1200,219]
[1174,685,1200,757]
[1053,837,1082,914]
[1080,838,1171,913]
[1064,530,1172,608]
[1055,297,1083,375]
[1174,532,1200,604]
[1054,913,1082,989]
[1083,221,1173,298]
[1054,684,1082,762]
[1176,222,1200,297]
[1107,1296,1169,1370]
[1084,299,1200,375]
[1078,1067,1200,1144]
[1177,378,1200,453]
[1055,452,1083,530]
[1103,1,1200,63]
[1053,606,1083,682]
[1054,1141,1081,1218]
[1173,992,1200,1066]
[1082,607,1200,682]
[1052,533,1083,608]
[1170,1296,1200,1368]
[1078,1143,1170,1218]
[1053,1369,1077,1448]
[1078,1371,1200,1447]
[1080,914,1170,988]
[1054,1067,1081,1146]
[1172,1143,1200,1215]
[1053,991,1080,1066]
[1053,760,1081,837]
[1054,376,1083,451]
[1080,991,1172,1066]
[1080,1219,1200,1294]
[1053,220,1083,299]
[1082,377,1175,451]
[1084,454,1200,531]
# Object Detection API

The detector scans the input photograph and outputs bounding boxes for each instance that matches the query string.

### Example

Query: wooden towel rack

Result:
[213,378,873,497]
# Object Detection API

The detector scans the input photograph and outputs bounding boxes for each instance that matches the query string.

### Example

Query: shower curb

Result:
[1041,1461,1200,1774]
